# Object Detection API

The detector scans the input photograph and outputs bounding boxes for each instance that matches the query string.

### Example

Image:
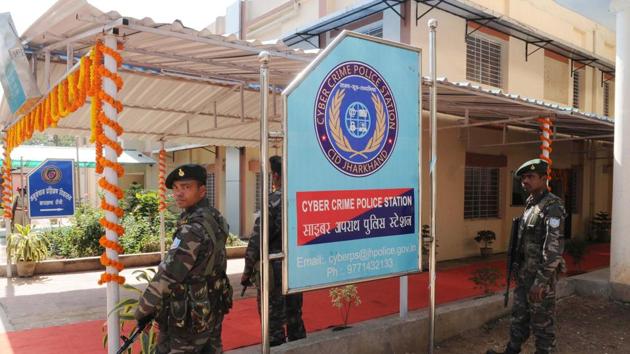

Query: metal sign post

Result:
[428,18,438,354]
[259,51,271,354]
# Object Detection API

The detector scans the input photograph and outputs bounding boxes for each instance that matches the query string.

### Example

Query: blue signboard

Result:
[28,159,75,218]
[283,32,421,293]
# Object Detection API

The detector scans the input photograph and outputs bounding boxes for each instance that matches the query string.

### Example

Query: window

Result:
[603,81,611,117]
[356,21,383,38]
[361,24,383,38]
[466,35,503,88]
[206,172,215,207]
[464,167,500,219]
[572,69,582,109]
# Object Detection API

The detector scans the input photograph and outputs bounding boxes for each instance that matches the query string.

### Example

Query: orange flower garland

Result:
[158,148,167,212]
[1,41,127,286]
[537,117,553,191]
[2,135,12,219]
[93,40,126,286]
[4,53,93,152]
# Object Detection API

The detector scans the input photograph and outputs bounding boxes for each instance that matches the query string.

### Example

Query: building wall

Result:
[417,113,612,260]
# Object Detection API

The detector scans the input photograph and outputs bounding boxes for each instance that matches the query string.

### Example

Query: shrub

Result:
[227,233,247,247]
[45,188,178,259]
[44,204,104,258]
[329,284,361,329]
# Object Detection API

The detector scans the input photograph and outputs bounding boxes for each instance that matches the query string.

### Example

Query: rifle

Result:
[504,216,521,307]
[116,322,148,354]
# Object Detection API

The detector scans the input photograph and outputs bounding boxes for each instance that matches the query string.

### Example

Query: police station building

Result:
[138,0,615,262]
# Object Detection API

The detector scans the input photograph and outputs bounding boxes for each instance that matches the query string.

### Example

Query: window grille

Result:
[572,70,582,109]
[464,166,500,219]
[603,81,610,117]
[466,35,503,88]
[206,172,215,207]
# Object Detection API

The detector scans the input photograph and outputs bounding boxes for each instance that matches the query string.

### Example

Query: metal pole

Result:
[428,18,438,354]
[44,51,51,90]
[19,157,24,227]
[76,137,81,205]
[66,44,74,72]
[103,35,121,354]
[399,275,408,318]
[259,51,271,354]
[241,84,245,123]
[213,101,218,128]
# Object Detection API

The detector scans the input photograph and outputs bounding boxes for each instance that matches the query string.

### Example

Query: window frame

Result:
[464,166,501,220]
[465,33,506,89]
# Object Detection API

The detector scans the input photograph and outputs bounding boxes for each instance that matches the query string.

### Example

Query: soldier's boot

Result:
[486,343,520,354]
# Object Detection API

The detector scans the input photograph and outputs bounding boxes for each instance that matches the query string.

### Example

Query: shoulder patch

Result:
[171,237,181,249]
[549,217,561,228]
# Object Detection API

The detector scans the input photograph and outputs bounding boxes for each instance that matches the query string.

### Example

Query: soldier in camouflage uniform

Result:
[135,164,233,354]
[488,159,566,354]
[241,156,306,346]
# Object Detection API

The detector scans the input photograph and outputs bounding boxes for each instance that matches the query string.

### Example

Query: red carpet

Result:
[0,243,610,353]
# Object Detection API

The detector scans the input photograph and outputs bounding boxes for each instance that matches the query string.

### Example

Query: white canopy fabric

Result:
[0,0,614,150]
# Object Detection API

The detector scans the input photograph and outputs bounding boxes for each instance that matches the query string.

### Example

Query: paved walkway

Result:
[0,258,253,333]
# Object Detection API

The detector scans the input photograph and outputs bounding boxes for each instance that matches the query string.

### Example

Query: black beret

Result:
[165,164,207,189]
[515,158,548,177]
[269,156,282,176]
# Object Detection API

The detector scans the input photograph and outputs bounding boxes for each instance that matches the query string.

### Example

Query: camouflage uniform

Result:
[243,189,306,345]
[508,190,566,354]
[135,199,233,354]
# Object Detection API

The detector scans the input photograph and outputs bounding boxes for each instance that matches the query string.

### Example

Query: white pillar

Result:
[610,0,630,301]
[103,35,121,354]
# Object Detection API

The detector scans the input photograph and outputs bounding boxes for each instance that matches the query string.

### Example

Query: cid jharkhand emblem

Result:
[314,61,398,177]
[41,165,62,185]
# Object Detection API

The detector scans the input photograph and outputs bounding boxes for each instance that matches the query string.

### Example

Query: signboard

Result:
[284,31,421,293]
[0,13,40,114]
[28,159,75,218]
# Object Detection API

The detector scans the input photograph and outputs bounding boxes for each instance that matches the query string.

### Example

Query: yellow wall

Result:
[472,0,615,63]
[415,111,612,261]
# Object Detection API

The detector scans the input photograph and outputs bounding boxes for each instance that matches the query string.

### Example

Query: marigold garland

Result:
[158,148,167,212]
[537,117,554,192]
[92,40,126,286]
[2,136,12,219]
[537,118,553,180]
[2,40,127,286]
[1,40,127,286]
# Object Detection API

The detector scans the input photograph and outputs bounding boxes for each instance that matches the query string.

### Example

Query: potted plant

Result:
[474,230,496,258]
[7,224,49,277]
